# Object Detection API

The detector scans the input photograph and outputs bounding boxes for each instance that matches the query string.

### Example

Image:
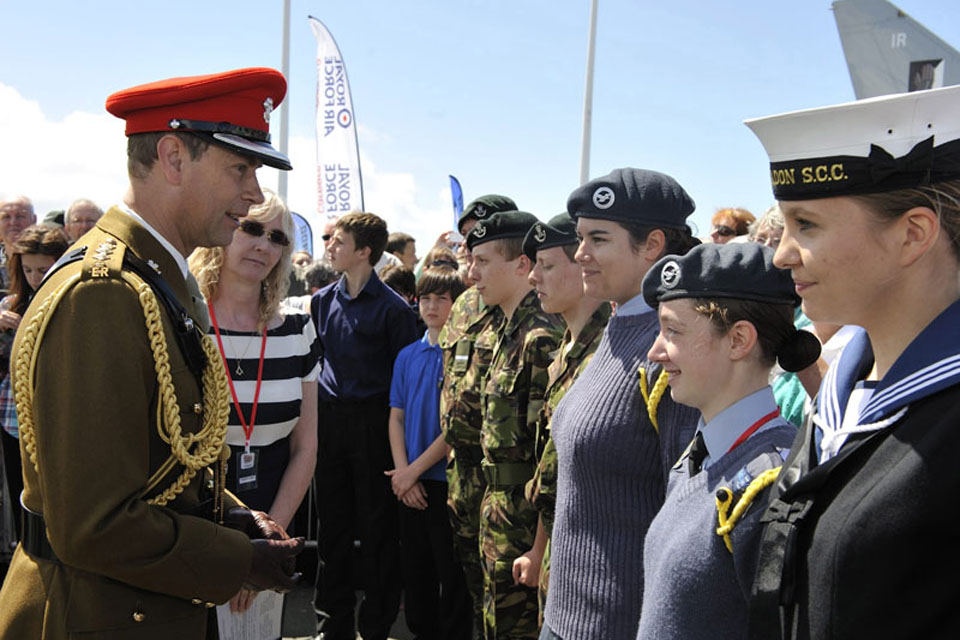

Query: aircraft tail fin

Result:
[832,0,960,98]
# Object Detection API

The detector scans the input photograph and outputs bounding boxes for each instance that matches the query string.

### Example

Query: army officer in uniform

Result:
[0,68,303,640]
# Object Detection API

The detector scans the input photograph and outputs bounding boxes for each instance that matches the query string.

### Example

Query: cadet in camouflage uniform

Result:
[512,213,611,623]
[439,195,517,630]
[465,211,563,640]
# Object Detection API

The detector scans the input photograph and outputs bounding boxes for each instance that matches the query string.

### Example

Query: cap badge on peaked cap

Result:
[660,260,681,289]
[263,97,274,124]
[592,187,615,209]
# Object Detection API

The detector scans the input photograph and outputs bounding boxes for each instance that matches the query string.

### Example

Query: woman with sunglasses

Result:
[746,86,960,638]
[710,208,755,244]
[189,190,320,614]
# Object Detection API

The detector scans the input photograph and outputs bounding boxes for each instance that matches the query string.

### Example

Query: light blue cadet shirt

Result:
[389,331,447,482]
[699,386,791,470]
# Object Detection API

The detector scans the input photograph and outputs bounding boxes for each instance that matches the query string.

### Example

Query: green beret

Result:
[567,167,694,230]
[458,194,517,234]
[466,210,539,251]
[523,212,577,261]
[642,242,800,309]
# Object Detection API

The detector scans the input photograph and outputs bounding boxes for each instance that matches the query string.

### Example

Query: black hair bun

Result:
[777,329,822,373]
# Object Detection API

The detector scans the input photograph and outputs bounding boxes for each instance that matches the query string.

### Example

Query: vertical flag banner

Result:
[449,175,463,231]
[310,16,364,218]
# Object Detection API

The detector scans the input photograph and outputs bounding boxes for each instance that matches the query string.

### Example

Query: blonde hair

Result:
[188,189,295,330]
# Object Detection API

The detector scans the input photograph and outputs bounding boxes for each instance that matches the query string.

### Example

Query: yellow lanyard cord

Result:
[715,466,782,553]
[638,367,670,433]
[15,271,232,519]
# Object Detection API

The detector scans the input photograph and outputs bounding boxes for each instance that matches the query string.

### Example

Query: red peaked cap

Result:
[105,67,291,170]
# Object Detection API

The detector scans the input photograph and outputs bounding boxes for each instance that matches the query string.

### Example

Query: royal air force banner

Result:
[309,16,364,218]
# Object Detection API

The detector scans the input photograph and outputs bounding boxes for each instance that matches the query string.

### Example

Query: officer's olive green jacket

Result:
[0,208,252,640]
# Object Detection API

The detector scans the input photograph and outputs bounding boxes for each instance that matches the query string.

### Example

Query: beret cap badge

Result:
[533,223,547,243]
[660,260,681,289]
[592,187,615,210]
[474,204,488,218]
[472,224,487,238]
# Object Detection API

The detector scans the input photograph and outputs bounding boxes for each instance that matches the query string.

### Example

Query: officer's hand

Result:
[229,588,259,613]
[224,508,290,540]
[244,537,304,593]
[512,550,540,587]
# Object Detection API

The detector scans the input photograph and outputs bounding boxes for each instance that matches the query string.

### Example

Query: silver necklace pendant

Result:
[235,362,244,377]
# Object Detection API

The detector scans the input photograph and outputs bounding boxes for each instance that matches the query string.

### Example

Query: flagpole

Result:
[278,0,291,202]
[579,0,599,186]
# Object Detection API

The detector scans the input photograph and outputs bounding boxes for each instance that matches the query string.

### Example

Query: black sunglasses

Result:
[239,219,290,246]
[431,258,459,269]
[712,225,736,237]
[321,233,332,242]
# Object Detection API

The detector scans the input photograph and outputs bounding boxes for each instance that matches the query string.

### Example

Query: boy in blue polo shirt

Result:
[387,266,472,640]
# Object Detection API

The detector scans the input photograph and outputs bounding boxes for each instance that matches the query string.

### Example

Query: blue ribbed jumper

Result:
[545,311,699,640]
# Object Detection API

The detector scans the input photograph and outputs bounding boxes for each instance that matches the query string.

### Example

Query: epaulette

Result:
[714,450,787,552]
[81,236,124,280]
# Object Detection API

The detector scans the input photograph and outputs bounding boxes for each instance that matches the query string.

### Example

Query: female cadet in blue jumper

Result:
[636,242,820,640]
[745,85,960,639]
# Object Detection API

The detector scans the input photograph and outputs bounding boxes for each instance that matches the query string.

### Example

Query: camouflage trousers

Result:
[447,454,486,633]
[479,484,539,640]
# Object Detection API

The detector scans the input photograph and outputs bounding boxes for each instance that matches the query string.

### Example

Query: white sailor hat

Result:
[745,85,960,200]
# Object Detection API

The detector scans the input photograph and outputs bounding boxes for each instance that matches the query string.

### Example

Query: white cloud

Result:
[1,82,453,257]
[0,83,128,213]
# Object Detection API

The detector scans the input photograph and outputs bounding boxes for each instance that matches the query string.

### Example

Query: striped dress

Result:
[210,310,321,510]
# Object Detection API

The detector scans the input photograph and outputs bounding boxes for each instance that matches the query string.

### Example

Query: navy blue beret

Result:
[642,242,800,308]
[567,167,695,229]
[522,212,577,261]
[466,210,539,251]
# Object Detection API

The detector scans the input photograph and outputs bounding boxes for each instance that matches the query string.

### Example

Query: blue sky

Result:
[2,0,959,250]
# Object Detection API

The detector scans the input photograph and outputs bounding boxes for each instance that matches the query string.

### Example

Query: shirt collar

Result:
[616,291,654,317]
[699,386,781,468]
[117,202,189,278]
[816,298,960,437]
[335,271,381,301]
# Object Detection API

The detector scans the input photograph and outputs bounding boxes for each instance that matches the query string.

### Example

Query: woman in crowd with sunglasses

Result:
[710,208,755,244]
[746,86,960,638]
[189,190,320,614]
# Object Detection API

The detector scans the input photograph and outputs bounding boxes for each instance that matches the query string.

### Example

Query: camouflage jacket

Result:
[439,286,503,449]
[528,303,611,532]
[480,289,563,465]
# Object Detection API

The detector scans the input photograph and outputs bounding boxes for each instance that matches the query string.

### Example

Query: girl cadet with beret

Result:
[540,168,701,640]
[745,85,960,639]
[636,242,820,640]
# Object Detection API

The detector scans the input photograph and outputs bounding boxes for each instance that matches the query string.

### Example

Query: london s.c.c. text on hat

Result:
[770,163,849,187]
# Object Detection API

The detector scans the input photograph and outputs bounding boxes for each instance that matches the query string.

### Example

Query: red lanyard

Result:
[726,409,781,455]
[208,301,267,453]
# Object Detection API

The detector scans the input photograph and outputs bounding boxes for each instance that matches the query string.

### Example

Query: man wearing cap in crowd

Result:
[465,210,563,639]
[438,194,515,632]
[64,198,104,243]
[512,213,611,623]
[0,68,303,640]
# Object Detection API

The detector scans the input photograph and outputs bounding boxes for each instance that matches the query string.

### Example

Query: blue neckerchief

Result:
[817,299,960,436]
